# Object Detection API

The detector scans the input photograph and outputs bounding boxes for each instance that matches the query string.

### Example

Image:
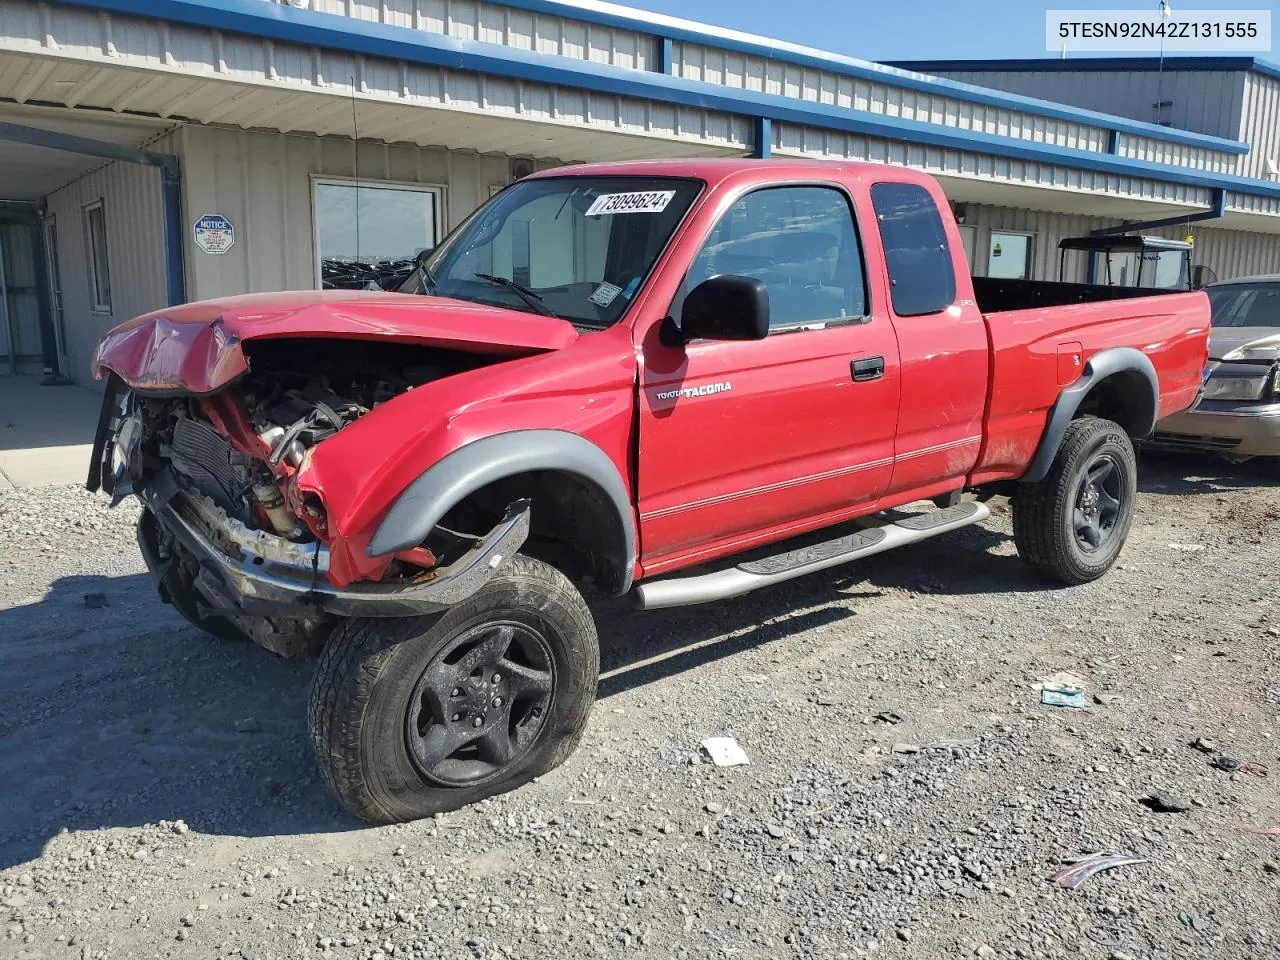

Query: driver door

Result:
[636,184,901,574]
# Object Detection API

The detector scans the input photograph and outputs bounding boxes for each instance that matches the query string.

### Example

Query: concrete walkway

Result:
[0,375,102,489]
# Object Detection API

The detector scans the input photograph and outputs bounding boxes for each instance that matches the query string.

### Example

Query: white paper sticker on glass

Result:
[589,281,623,307]
[585,191,675,217]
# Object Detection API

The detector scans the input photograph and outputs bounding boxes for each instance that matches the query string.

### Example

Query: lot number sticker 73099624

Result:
[585,191,676,216]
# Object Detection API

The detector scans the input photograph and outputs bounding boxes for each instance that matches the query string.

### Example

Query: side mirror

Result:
[679,274,770,342]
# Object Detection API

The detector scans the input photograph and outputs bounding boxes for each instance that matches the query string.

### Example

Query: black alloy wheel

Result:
[1072,452,1123,552]
[1012,416,1137,585]
[405,621,555,786]
[308,554,599,824]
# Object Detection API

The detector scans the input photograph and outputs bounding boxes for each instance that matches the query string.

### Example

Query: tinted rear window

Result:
[870,183,956,316]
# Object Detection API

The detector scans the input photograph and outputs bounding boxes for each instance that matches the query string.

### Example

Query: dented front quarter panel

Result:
[295,324,640,588]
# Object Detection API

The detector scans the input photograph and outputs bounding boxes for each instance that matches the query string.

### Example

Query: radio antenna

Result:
[350,78,361,269]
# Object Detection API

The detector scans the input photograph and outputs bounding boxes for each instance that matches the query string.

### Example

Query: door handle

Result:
[851,356,885,382]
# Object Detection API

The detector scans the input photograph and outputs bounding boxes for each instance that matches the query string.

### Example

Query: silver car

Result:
[1152,275,1280,460]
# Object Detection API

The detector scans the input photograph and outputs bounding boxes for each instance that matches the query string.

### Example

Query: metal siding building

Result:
[42,130,175,382]
[173,125,543,300]
[2,3,1280,382]
[892,57,1280,180]
[898,65,1250,142]
[1240,71,1280,181]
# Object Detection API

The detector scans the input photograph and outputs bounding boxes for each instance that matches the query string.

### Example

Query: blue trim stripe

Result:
[55,0,1250,156]
[159,159,187,307]
[0,120,170,167]
[1090,188,1227,236]
[891,56,1254,73]
[891,56,1279,79]
[656,36,672,76]
[1250,59,1280,82]
[753,117,771,159]
[50,0,1280,200]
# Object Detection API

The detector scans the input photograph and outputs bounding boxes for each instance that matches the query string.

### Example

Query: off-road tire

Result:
[137,510,250,643]
[1013,416,1137,585]
[308,554,598,824]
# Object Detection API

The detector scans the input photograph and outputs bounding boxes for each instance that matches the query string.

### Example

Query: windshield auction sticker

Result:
[1047,9,1270,51]
[589,282,623,307]
[585,191,676,216]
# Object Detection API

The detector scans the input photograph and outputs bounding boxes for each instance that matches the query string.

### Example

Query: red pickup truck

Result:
[88,159,1209,823]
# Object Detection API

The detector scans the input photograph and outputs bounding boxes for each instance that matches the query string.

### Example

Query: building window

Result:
[869,182,956,317]
[312,178,442,290]
[83,200,111,313]
[987,231,1034,280]
[688,186,867,330]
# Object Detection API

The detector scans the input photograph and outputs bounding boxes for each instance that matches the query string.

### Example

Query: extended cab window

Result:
[870,183,956,317]
[687,186,866,329]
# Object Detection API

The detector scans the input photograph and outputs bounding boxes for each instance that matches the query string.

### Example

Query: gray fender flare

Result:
[1019,346,1158,484]
[367,429,637,589]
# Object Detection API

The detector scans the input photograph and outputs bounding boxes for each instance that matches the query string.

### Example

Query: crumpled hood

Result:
[92,290,579,394]
[1210,326,1280,362]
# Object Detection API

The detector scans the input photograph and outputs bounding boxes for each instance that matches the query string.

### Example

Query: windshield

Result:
[399,176,702,327]
[1207,281,1280,328]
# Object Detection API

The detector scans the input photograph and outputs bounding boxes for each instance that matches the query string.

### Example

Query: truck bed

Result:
[970,282,1211,487]
[972,276,1180,313]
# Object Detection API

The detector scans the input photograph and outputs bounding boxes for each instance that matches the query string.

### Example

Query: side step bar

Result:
[634,500,991,610]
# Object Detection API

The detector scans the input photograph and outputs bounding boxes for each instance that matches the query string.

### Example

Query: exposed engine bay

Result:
[110,339,469,530]
[164,371,397,534]
[94,338,513,657]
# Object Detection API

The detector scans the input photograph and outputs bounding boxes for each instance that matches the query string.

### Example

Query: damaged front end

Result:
[89,328,539,657]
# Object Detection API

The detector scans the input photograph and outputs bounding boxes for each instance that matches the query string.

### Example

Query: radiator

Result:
[169,416,248,514]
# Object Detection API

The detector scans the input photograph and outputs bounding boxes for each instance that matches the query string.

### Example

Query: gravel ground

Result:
[2,454,1279,960]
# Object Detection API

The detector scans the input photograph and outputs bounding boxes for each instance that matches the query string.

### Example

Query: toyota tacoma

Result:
[88,159,1210,823]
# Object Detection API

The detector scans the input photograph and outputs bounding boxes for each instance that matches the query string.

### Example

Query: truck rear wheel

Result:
[1012,416,1137,585]
[308,554,599,824]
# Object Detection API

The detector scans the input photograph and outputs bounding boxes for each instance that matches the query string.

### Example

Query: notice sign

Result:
[193,214,235,255]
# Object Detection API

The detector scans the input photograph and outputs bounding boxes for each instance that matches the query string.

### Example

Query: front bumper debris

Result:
[144,483,531,618]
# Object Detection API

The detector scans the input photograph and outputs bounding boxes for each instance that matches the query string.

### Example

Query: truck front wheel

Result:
[308,555,599,823]
[137,509,251,644]
[1012,416,1137,585]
